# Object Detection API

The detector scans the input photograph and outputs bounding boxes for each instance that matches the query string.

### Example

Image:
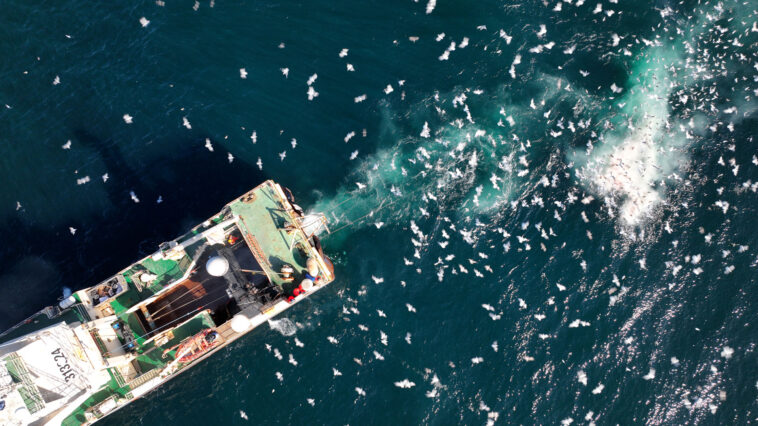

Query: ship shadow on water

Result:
[0,128,266,330]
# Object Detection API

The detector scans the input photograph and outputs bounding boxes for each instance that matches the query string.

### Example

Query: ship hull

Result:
[0,181,334,426]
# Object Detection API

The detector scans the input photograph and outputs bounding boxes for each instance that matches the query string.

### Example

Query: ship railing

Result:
[295,213,330,237]
[111,367,127,388]
[43,305,61,319]
[125,367,161,390]
[72,303,92,323]
[4,353,46,413]
[89,330,108,356]
[0,310,50,339]
[26,362,83,400]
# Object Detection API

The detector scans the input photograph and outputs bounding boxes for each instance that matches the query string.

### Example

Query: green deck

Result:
[230,183,311,291]
[118,253,192,299]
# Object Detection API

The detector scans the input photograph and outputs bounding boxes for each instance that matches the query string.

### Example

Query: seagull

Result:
[642,368,656,380]
[425,0,436,14]
[307,86,318,100]
[394,379,416,388]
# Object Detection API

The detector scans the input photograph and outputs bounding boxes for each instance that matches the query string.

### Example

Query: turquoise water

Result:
[1,0,757,424]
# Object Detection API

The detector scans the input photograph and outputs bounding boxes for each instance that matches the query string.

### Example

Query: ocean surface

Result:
[1,0,757,424]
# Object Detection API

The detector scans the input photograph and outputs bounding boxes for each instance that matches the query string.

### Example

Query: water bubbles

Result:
[268,318,297,336]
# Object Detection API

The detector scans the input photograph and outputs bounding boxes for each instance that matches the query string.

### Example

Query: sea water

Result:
[0,0,756,424]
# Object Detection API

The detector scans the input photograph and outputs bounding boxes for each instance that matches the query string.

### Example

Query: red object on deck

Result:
[175,329,221,364]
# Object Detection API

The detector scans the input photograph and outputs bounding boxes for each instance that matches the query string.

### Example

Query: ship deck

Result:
[0,181,331,426]
[229,182,312,293]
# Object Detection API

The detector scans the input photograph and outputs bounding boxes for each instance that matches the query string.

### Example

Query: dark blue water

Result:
[1,0,757,424]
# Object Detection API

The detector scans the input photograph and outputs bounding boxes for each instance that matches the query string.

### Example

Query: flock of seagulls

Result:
[304,0,752,422]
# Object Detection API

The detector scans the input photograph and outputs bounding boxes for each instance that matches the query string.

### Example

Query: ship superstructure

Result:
[0,181,334,425]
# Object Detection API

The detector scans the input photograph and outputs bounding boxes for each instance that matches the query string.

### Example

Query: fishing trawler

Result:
[0,181,334,425]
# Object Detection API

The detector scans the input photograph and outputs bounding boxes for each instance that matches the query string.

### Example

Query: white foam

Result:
[573,50,689,228]
[268,318,297,336]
